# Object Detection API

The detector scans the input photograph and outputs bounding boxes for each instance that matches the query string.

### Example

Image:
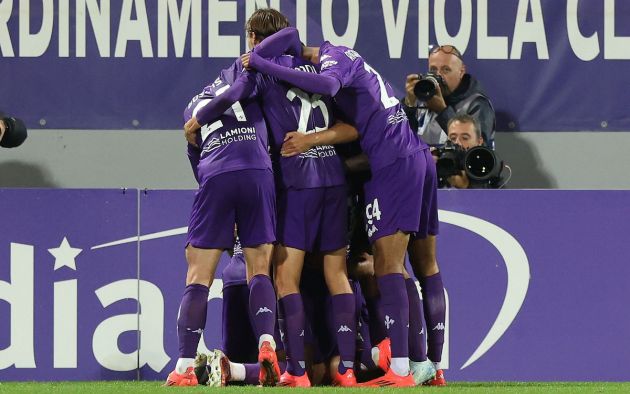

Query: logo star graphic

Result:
[48,237,82,271]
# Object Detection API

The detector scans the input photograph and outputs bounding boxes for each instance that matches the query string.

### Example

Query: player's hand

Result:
[281,131,311,157]
[240,53,251,70]
[447,170,470,189]
[184,117,201,147]
[405,74,420,106]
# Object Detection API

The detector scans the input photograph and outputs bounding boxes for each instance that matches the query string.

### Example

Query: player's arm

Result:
[280,122,358,157]
[184,72,257,136]
[245,52,341,97]
[344,153,370,173]
[252,27,302,58]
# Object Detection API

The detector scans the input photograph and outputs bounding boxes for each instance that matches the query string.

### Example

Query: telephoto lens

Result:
[464,146,501,181]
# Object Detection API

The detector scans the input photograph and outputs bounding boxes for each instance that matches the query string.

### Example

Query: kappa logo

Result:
[384,315,395,330]
[202,137,221,153]
[337,325,352,333]
[256,307,272,316]
[432,323,445,331]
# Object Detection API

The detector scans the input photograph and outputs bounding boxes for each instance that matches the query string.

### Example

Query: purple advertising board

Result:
[0,188,139,380]
[2,1,629,132]
[2,188,630,381]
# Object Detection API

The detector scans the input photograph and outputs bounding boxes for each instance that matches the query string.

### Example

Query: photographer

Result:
[0,111,27,149]
[401,45,495,148]
[435,114,504,189]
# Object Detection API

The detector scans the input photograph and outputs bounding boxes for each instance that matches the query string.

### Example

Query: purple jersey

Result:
[318,42,427,172]
[184,61,271,183]
[255,56,345,190]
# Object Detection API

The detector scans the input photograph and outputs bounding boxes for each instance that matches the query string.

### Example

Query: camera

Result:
[0,116,27,148]
[435,141,502,182]
[413,73,446,101]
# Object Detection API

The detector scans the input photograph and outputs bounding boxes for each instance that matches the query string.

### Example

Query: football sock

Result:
[391,357,410,377]
[248,274,277,344]
[177,284,209,359]
[365,295,387,345]
[332,293,356,373]
[420,272,446,363]
[278,293,306,376]
[230,362,246,381]
[377,274,409,370]
[175,357,194,374]
[244,363,260,384]
[405,278,428,362]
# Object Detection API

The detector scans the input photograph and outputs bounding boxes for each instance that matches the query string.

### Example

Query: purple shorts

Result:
[277,185,347,253]
[364,149,438,243]
[187,169,276,249]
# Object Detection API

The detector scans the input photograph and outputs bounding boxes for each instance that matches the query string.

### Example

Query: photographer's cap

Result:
[1,116,28,148]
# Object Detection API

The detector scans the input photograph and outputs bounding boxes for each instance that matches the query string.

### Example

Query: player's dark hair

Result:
[245,8,290,40]
[447,113,482,140]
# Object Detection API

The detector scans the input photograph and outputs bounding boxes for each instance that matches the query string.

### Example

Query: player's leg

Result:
[165,245,223,386]
[318,185,357,386]
[403,263,436,385]
[236,169,279,386]
[348,189,389,354]
[323,248,358,386]
[372,231,412,373]
[196,349,288,386]
[166,172,236,386]
[242,243,276,347]
[242,244,281,385]
[221,283,258,363]
[408,235,446,385]
[275,245,310,386]
[407,149,446,386]
[361,152,427,387]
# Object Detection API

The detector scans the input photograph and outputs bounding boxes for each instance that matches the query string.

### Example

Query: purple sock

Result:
[248,274,277,344]
[405,278,427,362]
[358,309,376,370]
[177,284,209,358]
[244,363,260,385]
[332,293,356,373]
[365,296,387,345]
[274,316,285,352]
[278,293,306,376]
[377,274,409,358]
[420,272,445,362]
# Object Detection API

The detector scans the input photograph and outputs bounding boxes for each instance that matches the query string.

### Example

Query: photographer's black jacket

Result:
[402,74,495,148]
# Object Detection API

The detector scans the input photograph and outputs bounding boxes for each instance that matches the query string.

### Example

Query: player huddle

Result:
[164,8,446,388]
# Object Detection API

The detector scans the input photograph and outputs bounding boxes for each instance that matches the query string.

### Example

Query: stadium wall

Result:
[2,188,629,381]
[1,129,629,190]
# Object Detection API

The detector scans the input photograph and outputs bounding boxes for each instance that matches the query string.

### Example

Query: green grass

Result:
[0,382,629,393]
